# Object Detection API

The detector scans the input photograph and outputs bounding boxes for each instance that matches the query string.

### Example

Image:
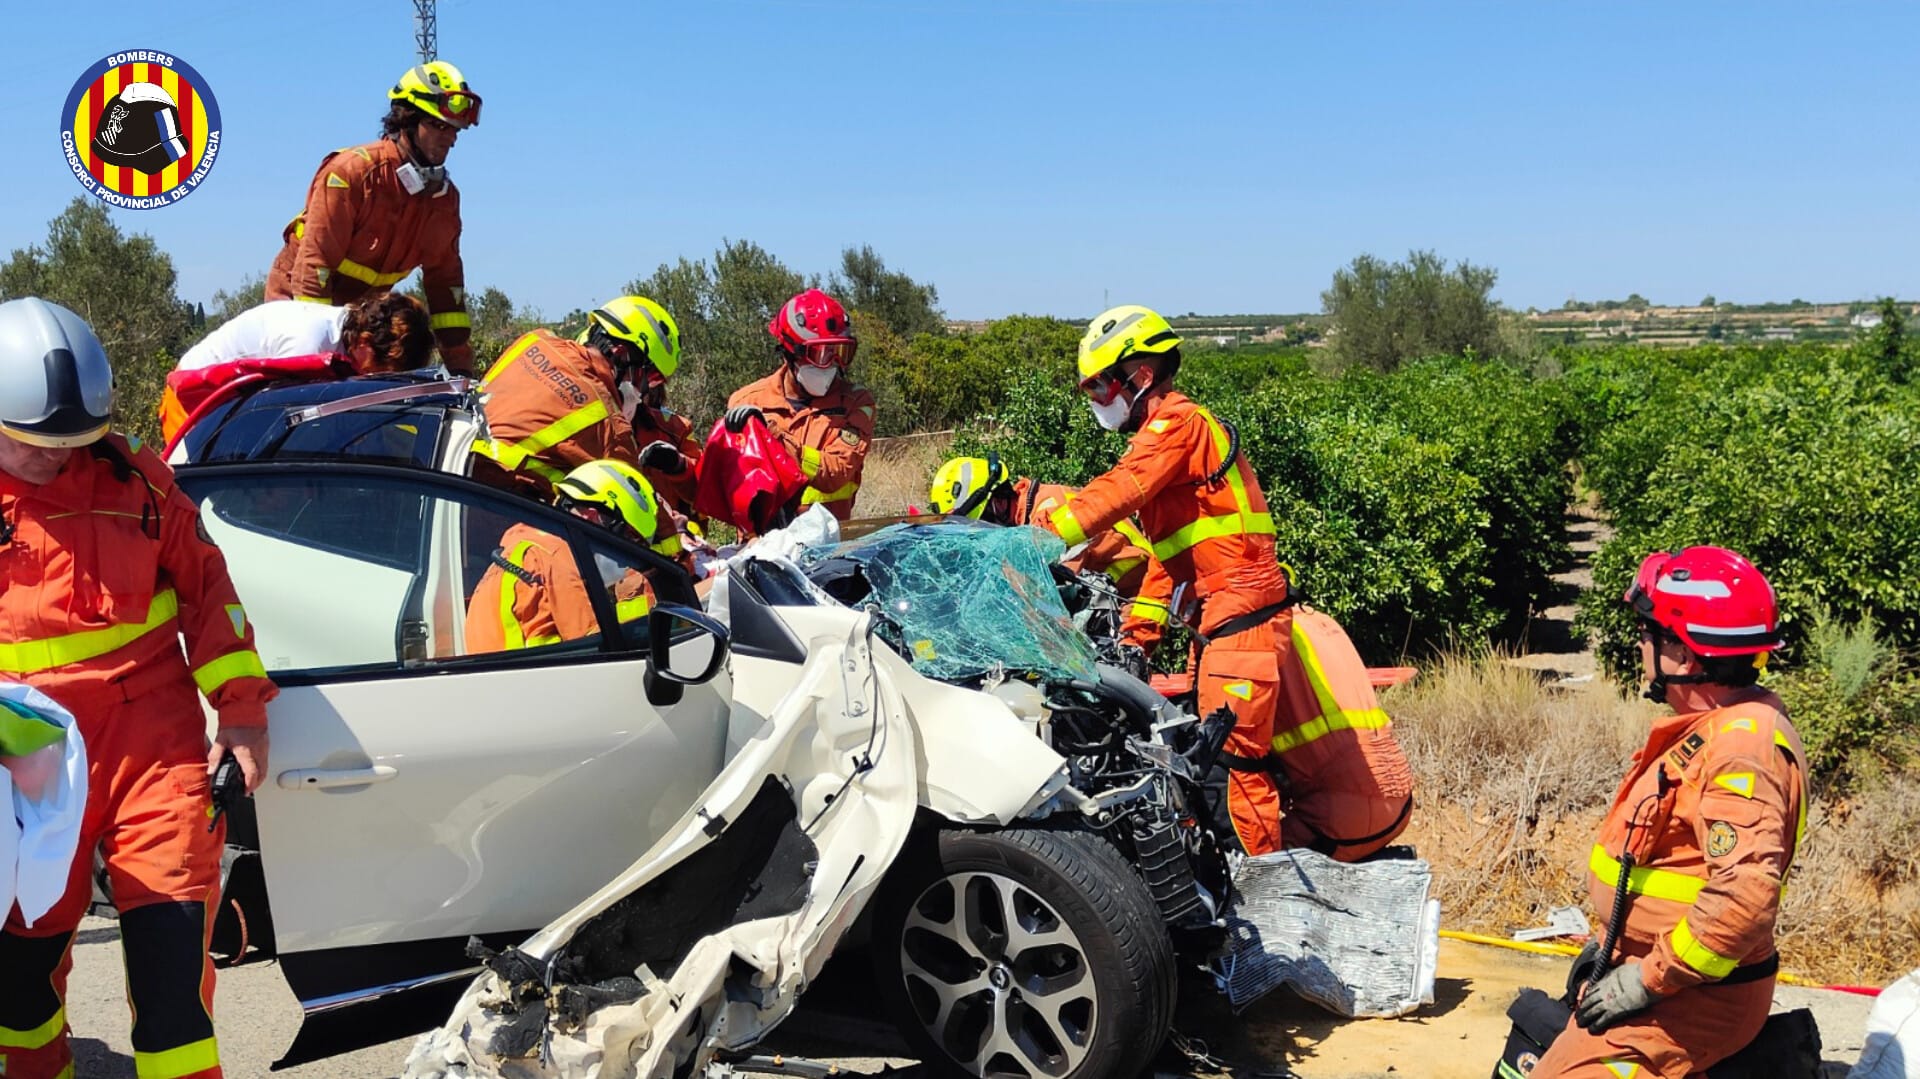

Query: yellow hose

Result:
[1438,929,1815,986]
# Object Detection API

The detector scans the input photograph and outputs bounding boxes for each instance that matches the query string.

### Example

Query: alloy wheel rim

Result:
[897,870,1097,1078]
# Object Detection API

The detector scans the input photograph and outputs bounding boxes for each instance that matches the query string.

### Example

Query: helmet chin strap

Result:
[1644,651,1716,704]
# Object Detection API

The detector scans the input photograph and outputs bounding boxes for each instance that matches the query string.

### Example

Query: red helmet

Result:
[1624,546,1780,657]
[769,289,856,368]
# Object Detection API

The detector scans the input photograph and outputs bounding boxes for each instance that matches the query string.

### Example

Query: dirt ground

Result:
[1168,937,1872,1079]
[62,920,1876,1078]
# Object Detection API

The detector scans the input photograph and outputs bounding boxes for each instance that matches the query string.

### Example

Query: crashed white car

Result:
[174,375,1216,1078]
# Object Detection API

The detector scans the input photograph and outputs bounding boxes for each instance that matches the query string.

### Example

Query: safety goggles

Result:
[1079,370,1129,406]
[797,339,856,369]
[426,90,482,128]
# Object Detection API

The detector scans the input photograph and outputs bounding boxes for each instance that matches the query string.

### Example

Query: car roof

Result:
[178,371,476,470]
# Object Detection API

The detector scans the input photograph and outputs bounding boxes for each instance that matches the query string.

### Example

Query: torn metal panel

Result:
[1220,848,1440,1019]
[404,614,925,1079]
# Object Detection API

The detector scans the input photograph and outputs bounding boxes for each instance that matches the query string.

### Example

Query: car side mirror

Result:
[643,604,731,707]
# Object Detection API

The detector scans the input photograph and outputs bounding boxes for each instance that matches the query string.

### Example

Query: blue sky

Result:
[1,1,1913,321]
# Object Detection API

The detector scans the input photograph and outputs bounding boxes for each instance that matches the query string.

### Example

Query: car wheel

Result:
[871,827,1176,1079]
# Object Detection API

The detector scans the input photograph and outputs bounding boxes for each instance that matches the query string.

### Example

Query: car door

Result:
[176,462,731,1063]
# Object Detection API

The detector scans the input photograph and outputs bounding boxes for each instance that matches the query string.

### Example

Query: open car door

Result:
[177,463,734,1066]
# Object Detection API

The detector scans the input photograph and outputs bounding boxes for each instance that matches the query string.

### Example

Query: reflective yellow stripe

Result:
[1126,597,1171,625]
[0,590,180,673]
[1270,615,1391,753]
[193,650,267,695]
[334,258,407,287]
[519,402,609,455]
[57,1063,75,1079]
[1104,556,1146,582]
[616,594,652,624]
[430,311,471,331]
[0,1005,65,1049]
[801,480,859,505]
[1050,506,1089,547]
[1111,518,1150,549]
[799,446,823,478]
[134,1035,220,1079]
[1669,918,1739,979]
[480,332,541,386]
[470,439,567,484]
[1147,408,1276,563]
[1589,845,1705,904]
[498,539,539,650]
[292,295,331,304]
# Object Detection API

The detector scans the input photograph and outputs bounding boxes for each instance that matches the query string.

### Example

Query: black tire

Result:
[870,826,1177,1079]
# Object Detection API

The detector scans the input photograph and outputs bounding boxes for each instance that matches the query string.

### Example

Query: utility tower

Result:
[414,0,437,62]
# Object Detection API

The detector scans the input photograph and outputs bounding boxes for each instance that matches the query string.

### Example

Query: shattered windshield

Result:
[805,520,1100,683]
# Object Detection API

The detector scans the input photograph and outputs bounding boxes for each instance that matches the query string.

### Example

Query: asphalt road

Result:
[62,918,1879,1078]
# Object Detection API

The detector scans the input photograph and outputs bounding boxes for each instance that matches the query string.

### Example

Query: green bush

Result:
[957,356,1572,658]
[1574,344,1920,680]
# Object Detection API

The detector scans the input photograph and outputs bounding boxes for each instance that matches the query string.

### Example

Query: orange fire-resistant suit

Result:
[463,522,655,652]
[1534,690,1806,1079]
[632,403,702,520]
[1008,479,1172,654]
[0,434,277,1079]
[265,139,473,372]
[1041,391,1412,858]
[727,370,875,523]
[470,331,641,501]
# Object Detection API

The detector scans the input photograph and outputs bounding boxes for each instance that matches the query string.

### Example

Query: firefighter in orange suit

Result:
[0,298,278,1079]
[1534,546,1804,1079]
[465,461,665,652]
[1037,305,1412,859]
[723,289,875,523]
[469,296,684,503]
[265,62,480,372]
[927,454,1174,661]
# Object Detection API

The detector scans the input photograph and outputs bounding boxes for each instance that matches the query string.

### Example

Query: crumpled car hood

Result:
[405,612,919,1078]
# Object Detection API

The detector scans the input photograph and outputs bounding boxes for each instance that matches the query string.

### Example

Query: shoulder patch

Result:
[1666,732,1707,772]
[125,433,144,452]
[1706,820,1739,858]
[840,427,862,446]
[1720,717,1757,734]
[1713,772,1757,798]
[1148,418,1171,433]
[226,604,247,639]
[326,172,350,189]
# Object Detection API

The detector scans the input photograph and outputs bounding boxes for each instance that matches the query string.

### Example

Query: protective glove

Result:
[1575,961,1656,1032]
[723,405,764,433]
[638,440,686,474]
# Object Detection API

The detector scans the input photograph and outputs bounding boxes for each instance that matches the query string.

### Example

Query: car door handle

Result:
[277,765,398,790]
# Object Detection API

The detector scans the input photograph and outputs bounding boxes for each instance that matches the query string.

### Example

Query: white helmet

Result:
[0,298,113,447]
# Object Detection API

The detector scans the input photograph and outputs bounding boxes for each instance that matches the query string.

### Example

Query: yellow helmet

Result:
[581,296,682,379]
[555,460,661,545]
[928,454,1011,518]
[1077,305,1181,381]
[389,61,482,128]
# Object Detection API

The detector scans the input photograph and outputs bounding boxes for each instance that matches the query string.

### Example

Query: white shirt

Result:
[177,301,351,371]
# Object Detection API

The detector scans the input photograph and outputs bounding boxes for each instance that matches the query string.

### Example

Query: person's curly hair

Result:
[342,292,434,373]
[380,101,424,139]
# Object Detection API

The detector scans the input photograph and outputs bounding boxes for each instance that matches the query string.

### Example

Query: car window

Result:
[182,400,446,468]
[179,466,696,679]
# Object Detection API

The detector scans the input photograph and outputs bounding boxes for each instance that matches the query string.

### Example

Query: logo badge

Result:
[60,49,221,209]
[1706,820,1739,858]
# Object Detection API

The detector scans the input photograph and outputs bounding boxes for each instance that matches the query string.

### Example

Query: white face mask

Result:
[1090,393,1133,431]
[617,381,643,423]
[795,365,839,397]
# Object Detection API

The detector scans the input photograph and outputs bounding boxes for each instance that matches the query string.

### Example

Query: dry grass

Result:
[853,431,956,518]
[1390,652,1920,985]
[1390,652,1650,931]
